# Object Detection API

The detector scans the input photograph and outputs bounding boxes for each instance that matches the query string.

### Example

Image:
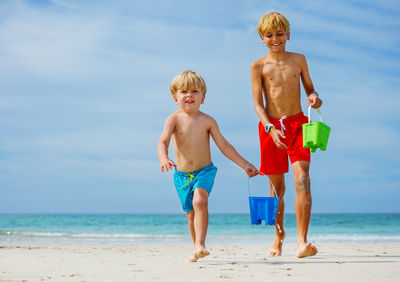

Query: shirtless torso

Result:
[171,110,213,172]
[251,51,315,121]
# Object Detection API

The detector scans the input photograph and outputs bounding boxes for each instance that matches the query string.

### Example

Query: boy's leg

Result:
[268,174,286,256]
[187,210,196,243]
[186,211,198,262]
[292,160,318,258]
[192,188,210,258]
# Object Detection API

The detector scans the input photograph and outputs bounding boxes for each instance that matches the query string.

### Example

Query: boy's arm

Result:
[209,117,258,177]
[250,61,271,127]
[250,60,287,149]
[157,114,177,172]
[299,55,323,108]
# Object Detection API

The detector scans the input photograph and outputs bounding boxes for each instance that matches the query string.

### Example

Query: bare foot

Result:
[269,241,282,256]
[269,234,285,256]
[187,252,198,263]
[195,245,210,258]
[269,248,281,256]
[296,242,318,258]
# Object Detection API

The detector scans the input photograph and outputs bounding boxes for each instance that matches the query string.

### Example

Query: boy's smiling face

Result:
[174,85,205,113]
[262,29,290,52]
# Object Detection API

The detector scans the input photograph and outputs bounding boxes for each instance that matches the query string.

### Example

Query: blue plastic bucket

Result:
[249,196,279,225]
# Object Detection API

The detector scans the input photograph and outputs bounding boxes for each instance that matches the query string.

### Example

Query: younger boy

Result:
[250,12,323,258]
[158,70,258,262]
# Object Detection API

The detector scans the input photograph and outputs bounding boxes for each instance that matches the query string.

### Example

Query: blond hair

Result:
[257,11,290,39]
[170,70,207,96]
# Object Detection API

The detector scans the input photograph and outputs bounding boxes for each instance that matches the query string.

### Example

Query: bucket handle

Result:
[307,105,323,123]
[248,173,279,198]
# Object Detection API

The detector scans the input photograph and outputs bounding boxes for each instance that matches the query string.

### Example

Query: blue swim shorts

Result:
[173,163,218,212]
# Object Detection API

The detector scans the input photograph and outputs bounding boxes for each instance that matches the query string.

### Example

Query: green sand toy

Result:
[303,106,331,152]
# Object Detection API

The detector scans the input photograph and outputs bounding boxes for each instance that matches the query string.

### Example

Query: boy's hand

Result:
[160,159,177,172]
[270,128,287,149]
[307,93,323,108]
[244,163,259,178]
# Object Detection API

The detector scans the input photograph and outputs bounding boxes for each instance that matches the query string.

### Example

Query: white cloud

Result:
[0,5,112,79]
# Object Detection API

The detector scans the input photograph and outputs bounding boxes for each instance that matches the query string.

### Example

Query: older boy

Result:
[158,70,258,262]
[251,12,322,258]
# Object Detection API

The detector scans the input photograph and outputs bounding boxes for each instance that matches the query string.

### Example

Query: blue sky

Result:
[0,0,399,213]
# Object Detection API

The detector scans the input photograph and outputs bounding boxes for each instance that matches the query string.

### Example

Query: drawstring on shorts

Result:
[279,116,287,133]
[179,173,194,190]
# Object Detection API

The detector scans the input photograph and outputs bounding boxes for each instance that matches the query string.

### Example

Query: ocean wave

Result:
[1,231,400,243]
[0,231,185,240]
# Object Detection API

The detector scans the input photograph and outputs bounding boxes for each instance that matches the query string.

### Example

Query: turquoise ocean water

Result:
[1,214,399,244]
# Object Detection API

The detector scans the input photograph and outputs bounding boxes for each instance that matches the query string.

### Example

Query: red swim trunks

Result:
[259,112,310,175]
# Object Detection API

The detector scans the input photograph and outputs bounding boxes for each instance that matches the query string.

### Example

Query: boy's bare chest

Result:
[174,120,209,140]
[263,63,301,85]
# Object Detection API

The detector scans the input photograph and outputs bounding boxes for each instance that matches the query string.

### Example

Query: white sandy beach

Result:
[1,242,399,281]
